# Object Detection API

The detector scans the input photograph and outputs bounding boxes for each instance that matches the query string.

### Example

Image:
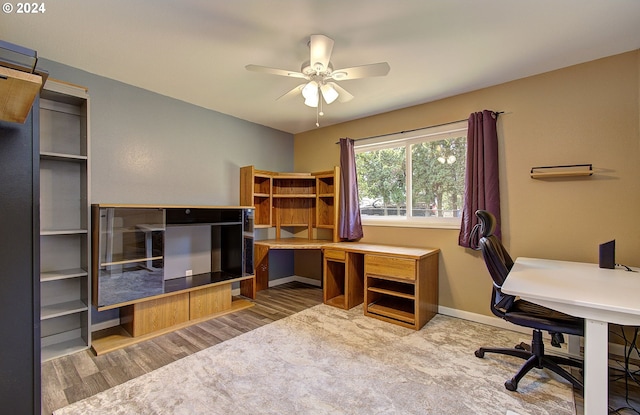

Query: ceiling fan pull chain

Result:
[316,87,324,127]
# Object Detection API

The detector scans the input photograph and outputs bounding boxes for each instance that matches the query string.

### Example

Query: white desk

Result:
[502,257,640,415]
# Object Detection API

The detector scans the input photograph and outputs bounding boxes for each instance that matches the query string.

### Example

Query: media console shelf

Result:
[90,204,255,354]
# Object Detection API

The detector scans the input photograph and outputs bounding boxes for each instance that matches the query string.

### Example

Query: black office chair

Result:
[470,210,584,391]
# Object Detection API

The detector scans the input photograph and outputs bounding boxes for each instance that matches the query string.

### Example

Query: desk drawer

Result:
[324,249,346,261]
[365,254,415,281]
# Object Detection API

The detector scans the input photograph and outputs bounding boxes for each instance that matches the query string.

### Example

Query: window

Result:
[355,121,467,228]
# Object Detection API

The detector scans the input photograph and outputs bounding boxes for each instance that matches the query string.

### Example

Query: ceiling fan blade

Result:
[328,82,354,103]
[309,35,334,72]
[330,62,390,80]
[245,64,307,79]
[276,84,305,101]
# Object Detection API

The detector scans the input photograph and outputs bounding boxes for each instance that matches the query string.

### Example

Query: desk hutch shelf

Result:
[240,165,340,240]
[241,166,340,291]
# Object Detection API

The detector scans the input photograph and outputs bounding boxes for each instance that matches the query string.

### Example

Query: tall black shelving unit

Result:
[0,39,43,415]
[0,101,41,415]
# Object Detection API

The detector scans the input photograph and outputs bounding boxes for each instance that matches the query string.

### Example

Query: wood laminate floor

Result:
[41,282,638,415]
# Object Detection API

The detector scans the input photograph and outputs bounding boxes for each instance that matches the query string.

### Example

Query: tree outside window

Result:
[355,122,467,225]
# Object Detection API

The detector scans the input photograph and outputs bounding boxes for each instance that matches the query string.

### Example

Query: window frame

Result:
[354,121,468,229]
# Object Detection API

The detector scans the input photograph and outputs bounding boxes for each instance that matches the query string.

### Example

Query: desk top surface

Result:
[254,238,439,258]
[503,257,640,325]
[254,238,328,249]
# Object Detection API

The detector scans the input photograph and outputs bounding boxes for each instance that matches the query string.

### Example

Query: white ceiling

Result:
[2,0,639,134]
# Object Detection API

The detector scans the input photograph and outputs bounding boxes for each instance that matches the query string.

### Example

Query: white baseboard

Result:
[438,305,532,336]
[438,305,640,363]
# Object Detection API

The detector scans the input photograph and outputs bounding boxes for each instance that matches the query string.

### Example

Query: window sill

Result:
[361,217,461,230]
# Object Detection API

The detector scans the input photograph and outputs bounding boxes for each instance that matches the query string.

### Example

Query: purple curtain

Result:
[458,110,501,247]
[339,138,363,241]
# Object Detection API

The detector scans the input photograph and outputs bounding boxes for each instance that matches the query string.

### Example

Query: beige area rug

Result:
[54,305,575,415]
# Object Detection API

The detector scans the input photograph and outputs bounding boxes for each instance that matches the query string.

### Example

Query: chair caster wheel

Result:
[474,349,484,358]
[505,379,518,391]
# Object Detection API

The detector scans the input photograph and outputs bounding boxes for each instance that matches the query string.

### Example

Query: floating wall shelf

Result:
[530,164,593,179]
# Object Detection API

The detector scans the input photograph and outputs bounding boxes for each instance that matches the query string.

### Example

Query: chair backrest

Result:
[472,210,516,316]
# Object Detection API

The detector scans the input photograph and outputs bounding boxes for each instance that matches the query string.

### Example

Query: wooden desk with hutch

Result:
[241,166,440,331]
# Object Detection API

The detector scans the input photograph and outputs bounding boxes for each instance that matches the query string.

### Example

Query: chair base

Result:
[475,329,583,391]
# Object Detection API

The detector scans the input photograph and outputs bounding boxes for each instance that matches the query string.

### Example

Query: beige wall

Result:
[294,50,640,317]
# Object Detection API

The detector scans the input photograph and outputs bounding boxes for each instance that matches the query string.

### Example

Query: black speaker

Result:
[599,240,615,269]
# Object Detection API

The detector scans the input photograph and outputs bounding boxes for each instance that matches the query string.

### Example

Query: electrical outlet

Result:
[185,269,193,276]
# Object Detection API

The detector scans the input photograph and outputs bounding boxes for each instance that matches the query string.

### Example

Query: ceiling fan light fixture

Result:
[320,83,339,104]
[302,81,319,107]
[245,34,390,126]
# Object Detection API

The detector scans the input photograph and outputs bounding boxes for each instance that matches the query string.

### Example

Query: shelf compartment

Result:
[274,198,314,226]
[40,157,88,231]
[325,295,346,309]
[253,195,271,226]
[253,174,271,195]
[367,278,415,300]
[41,300,88,320]
[317,195,335,227]
[272,177,316,196]
[39,98,87,158]
[316,174,335,195]
[41,233,87,276]
[324,259,346,308]
[41,311,89,362]
[367,297,415,324]
[41,337,88,362]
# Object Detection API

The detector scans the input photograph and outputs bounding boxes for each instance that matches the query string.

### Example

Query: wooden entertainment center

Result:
[90,204,256,354]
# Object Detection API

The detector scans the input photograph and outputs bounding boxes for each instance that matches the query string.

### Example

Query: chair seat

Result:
[503,299,584,337]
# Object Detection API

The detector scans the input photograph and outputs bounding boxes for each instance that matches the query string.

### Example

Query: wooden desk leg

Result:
[255,244,269,291]
[583,319,608,415]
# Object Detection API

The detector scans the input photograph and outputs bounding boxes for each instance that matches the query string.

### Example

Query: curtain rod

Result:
[335,111,504,144]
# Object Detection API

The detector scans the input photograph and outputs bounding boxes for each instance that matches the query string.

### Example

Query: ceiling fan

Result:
[246,34,390,124]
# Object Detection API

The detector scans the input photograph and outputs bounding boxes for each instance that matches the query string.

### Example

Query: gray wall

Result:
[38,59,295,325]
[40,59,294,205]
